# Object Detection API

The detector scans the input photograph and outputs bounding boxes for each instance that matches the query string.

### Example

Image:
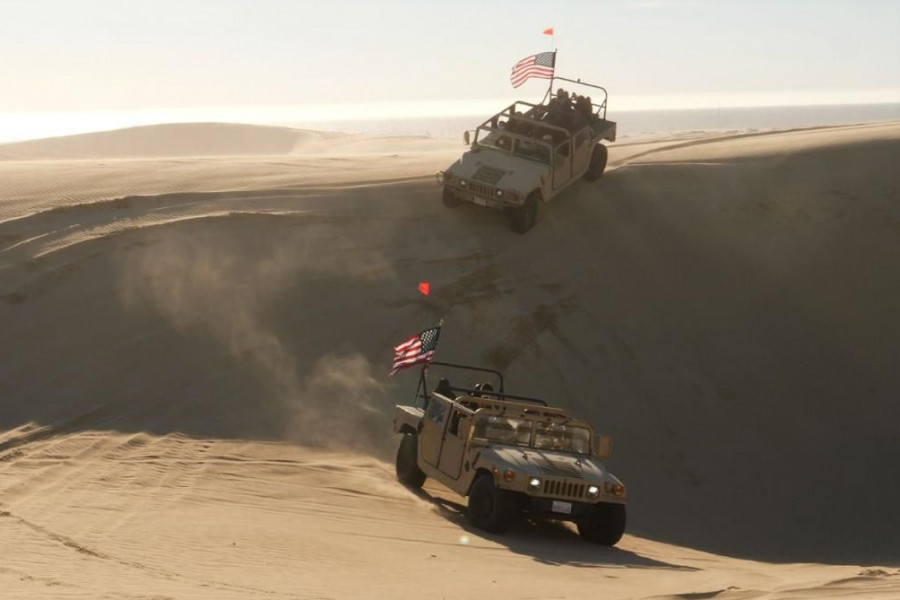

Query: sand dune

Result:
[0,121,459,160]
[1,122,899,598]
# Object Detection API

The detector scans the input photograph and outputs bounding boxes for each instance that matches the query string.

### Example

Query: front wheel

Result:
[584,144,608,181]
[395,433,426,489]
[442,186,461,208]
[467,474,515,533]
[577,502,626,545]
[508,190,539,234]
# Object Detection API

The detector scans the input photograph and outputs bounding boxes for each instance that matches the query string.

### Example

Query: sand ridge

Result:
[1,122,899,598]
[0,121,462,160]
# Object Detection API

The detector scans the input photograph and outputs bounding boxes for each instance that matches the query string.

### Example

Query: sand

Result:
[1,121,899,599]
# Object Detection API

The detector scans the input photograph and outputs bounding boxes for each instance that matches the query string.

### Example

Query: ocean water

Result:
[0,103,897,145]
[284,103,900,142]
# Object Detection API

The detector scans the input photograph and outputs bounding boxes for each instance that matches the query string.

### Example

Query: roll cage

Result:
[413,361,552,409]
[471,77,613,164]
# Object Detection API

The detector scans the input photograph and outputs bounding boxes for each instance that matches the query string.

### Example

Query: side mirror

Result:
[463,130,471,145]
[594,434,613,459]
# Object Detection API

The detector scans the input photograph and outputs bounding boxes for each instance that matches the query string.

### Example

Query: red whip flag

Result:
[418,282,430,296]
[543,27,554,35]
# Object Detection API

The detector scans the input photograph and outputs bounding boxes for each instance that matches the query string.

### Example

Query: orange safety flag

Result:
[543,27,554,35]
[418,282,431,296]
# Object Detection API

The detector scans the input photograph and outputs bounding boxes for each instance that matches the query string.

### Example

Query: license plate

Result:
[551,500,572,514]
[472,196,488,207]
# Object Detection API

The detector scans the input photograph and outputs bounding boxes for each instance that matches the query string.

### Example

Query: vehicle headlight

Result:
[528,477,541,490]
[496,189,504,198]
[459,179,468,187]
[587,485,600,498]
[604,482,626,497]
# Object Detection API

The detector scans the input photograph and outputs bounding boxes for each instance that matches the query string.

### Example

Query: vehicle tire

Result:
[467,473,515,533]
[509,190,539,234]
[584,144,608,181]
[577,502,626,545]
[442,186,460,208]
[395,433,426,489]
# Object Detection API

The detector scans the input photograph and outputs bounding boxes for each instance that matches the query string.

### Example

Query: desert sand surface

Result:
[1,121,899,599]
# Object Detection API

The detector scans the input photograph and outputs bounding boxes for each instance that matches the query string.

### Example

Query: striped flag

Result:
[391,326,441,375]
[510,51,556,88]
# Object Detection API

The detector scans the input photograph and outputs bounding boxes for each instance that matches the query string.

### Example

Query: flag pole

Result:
[542,27,556,103]
[543,48,557,104]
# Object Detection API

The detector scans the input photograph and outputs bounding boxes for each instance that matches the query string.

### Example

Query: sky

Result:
[0,0,898,132]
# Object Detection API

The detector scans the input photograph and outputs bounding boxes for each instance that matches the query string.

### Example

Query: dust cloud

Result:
[117,217,396,452]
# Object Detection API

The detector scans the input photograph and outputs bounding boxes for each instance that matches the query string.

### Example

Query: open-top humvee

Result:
[438,77,617,233]
[392,362,627,544]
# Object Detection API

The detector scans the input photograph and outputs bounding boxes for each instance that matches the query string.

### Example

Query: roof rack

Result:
[543,76,610,121]
[413,361,549,408]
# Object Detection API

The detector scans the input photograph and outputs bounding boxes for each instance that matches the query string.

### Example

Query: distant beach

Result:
[286,102,900,141]
[2,102,898,145]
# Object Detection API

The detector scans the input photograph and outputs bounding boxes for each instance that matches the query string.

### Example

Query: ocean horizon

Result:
[1,102,898,146]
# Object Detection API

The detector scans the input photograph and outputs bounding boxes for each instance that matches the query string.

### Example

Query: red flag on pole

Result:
[543,27,554,35]
[418,282,430,296]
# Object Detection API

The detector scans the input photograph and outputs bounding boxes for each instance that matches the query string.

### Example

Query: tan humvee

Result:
[392,362,627,544]
[438,78,617,233]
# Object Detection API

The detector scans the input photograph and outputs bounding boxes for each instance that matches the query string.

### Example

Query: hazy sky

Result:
[1,0,898,117]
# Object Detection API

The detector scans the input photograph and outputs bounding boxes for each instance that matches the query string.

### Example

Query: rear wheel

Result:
[577,502,626,545]
[584,144,608,181]
[509,190,539,234]
[442,186,460,208]
[395,433,426,489]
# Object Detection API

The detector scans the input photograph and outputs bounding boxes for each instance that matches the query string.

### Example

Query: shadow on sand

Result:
[411,488,697,571]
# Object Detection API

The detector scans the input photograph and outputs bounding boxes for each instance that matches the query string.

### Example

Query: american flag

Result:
[390,326,441,375]
[510,51,556,88]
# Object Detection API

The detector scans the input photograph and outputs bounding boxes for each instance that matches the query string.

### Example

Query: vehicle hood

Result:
[446,148,545,194]
[483,446,621,484]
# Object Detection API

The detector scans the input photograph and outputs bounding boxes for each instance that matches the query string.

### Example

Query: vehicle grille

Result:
[472,165,506,185]
[542,478,586,500]
[469,182,495,199]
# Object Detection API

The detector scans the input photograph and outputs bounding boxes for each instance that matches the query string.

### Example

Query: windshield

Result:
[474,126,513,152]
[473,415,533,447]
[533,422,592,455]
[473,416,592,455]
[475,125,552,165]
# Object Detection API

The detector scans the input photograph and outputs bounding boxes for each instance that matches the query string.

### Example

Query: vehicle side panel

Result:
[437,404,471,479]
[572,129,592,175]
[552,138,573,189]
[438,433,465,479]
[419,396,451,467]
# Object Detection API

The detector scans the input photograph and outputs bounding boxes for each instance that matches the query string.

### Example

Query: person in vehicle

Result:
[435,377,454,399]
[472,382,494,397]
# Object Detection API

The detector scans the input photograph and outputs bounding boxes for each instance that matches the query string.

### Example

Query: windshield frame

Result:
[472,413,594,456]
[472,414,534,447]
[473,125,554,166]
[533,421,592,456]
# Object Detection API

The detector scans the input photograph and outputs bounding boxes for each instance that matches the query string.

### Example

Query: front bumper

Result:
[445,184,520,210]
[438,171,521,210]
[522,497,617,521]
